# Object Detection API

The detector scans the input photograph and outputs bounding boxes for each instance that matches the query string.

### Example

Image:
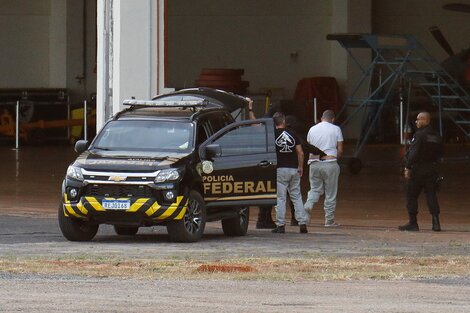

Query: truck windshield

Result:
[92,120,194,152]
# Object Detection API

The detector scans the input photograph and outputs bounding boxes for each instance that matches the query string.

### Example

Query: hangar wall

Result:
[165,0,371,139]
[0,0,97,104]
[0,0,51,88]
[167,0,339,98]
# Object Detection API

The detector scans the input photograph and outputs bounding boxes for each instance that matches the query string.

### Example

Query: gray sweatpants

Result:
[304,161,340,223]
[275,167,308,226]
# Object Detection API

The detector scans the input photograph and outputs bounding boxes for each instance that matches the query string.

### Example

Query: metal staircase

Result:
[327,33,470,163]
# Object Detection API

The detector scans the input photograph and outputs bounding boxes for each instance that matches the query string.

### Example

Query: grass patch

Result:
[0,255,468,281]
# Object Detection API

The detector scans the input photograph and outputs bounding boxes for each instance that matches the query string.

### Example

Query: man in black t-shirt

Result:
[272,112,309,233]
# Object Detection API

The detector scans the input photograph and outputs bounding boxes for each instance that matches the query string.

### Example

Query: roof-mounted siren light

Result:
[122,99,208,108]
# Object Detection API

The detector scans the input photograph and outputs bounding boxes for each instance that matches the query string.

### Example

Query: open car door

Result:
[199,118,277,207]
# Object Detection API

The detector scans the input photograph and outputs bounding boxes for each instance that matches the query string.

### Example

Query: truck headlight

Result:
[154,169,180,183]
[66,166,84,181]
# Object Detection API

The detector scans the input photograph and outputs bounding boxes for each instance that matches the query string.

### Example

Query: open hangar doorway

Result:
[0,0,97,146]
[166,0,470,145]
[165,0,354,128]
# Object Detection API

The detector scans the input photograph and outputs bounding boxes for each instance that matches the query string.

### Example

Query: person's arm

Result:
[295,144,304,177]
[302,142,326,157]
[336,127,344,160]
[405,132,424,169]
[404,132,424,179]
[247,98,256,120]
[337,141,343,159]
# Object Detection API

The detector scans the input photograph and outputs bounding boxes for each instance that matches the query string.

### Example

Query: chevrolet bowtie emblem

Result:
[109,175,127,182]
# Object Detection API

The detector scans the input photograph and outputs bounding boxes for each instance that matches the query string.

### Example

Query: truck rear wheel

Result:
[166,191,206,242]
[222,207,250,236]
[114,226,139,236]
[58,204,98,241]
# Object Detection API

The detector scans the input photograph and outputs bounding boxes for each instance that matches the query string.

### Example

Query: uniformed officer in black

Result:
[399,111,443,232]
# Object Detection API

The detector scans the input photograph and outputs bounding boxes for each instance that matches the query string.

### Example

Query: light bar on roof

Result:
[122,99,207,107]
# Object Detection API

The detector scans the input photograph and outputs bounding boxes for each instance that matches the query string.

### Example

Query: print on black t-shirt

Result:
[275,128,300,169]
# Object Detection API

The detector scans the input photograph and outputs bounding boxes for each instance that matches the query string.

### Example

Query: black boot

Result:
[398,222,419,231]
[256,206,276,229]
[432,214,441,232]
[264,207,276,228]
[398,214,419,231]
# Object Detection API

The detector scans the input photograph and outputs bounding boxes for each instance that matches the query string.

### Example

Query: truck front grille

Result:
[84,184,154,197]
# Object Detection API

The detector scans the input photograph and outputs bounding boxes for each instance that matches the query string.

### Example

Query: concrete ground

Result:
[0,143,469,312]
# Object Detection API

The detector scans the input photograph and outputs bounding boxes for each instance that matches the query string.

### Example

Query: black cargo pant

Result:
[406,164,440,217]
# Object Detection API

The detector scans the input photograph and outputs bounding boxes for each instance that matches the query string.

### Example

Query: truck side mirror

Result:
[75,140,89,153]
[205,144,221,159]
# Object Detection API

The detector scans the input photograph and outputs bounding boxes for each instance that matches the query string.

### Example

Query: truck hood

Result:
[73,150,190,172]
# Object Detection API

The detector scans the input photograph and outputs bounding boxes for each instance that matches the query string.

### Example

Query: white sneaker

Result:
[324,221,340,227]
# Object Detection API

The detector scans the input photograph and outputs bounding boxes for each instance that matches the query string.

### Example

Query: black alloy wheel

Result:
[166,191,206,242]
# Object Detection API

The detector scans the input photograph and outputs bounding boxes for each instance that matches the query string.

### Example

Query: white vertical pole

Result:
[84,100,88,141]
[313,98,318,124]
[67,95,70,140]
[399,87,404,145]
[15,101,20,149]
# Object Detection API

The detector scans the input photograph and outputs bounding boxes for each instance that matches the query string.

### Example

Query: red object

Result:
[200,68,244,76]
[195,68,248,95]
[293,77,342,125]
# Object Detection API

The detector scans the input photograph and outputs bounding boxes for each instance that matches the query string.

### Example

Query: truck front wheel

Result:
[58,205,98,241]
[166,191,206,242]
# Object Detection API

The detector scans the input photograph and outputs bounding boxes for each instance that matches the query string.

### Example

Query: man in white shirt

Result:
[304,110,343,227]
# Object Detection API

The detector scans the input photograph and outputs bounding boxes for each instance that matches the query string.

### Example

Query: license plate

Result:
[102,199,131,210]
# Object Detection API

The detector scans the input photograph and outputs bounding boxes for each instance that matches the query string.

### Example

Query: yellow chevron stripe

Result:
[145,202,161,216]
[64,204,80,218]
[158,196,184,219]
[85,196,105,211]
[129,198,150,212]
[174,206,186,220]
[63,194,87,216]
[76,201,88,215]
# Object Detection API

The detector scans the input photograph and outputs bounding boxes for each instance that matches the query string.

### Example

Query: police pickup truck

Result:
[59,88,277,242]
